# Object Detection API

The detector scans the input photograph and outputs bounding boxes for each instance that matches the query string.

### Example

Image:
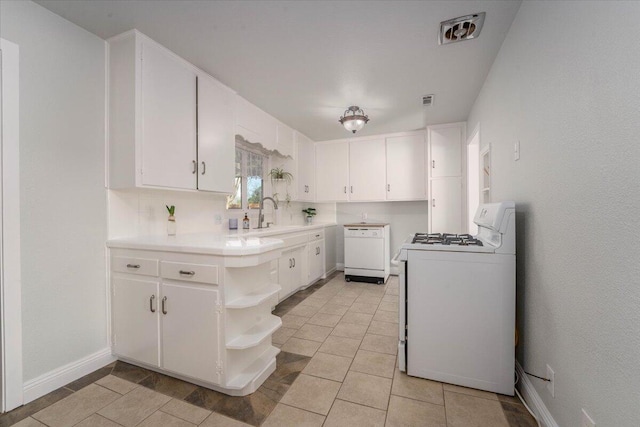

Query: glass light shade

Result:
[343,117,366,133]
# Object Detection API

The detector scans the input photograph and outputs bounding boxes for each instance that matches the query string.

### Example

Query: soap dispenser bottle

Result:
[242,212,250,230]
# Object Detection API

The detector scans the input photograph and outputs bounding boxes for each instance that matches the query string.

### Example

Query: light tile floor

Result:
[1,273,537,427]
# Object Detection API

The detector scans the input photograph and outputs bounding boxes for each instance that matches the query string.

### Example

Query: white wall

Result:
[108,188,336,239]
[0,1,108,382]
[467,2,640,426]
[335,201,429,265]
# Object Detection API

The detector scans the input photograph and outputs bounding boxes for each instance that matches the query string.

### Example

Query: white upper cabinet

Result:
[276,123,294,158]
[315,141,349,202]
[236,97,277,151]
[141,40,197,189]
[429,124,463,177]
[295,132,315,202]
[349,138,386,201]
[386,133,426,200]
[197,74,236,193]
[108,31,237,193]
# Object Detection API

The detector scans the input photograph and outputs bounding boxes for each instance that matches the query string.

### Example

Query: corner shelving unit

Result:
[222,261,282,395]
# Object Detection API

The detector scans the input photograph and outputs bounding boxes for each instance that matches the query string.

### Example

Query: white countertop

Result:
[107,223,336,256]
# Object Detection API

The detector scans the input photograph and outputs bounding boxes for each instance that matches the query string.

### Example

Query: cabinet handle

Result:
[179,270,195,276]
[350,186,353,193]
[201,161,206,175]
[432,199,436,208]
[126,264,140,269]
[162,296,167,315]
[149,295,156,313]
[432,160,435,169]
[192,160,197,174]
[387,184,390,192]
[344,186,347,193]
[289,258,292,268]
[315,234,320,238]
[292,258,296,268]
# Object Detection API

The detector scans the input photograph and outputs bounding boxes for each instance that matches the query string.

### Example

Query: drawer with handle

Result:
[161,261,218,285]
[112,256,159,277]
[309,230,324,242]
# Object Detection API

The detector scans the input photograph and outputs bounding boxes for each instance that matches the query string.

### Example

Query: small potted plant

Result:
[166,205,176,235]
[302,208,316,225]
[268,167,293,183]
[269,167,294,207]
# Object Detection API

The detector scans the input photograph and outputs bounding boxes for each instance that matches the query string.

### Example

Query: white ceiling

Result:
[35,0,521,141]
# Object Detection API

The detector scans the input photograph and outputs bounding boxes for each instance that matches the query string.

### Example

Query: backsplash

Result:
[108,188,336,239]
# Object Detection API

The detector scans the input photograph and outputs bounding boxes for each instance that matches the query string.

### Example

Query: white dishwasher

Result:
[344,223,390,284]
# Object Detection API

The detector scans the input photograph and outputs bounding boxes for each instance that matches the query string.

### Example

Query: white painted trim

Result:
[23,348,116,404]
[516,361,559,427]
[0,38,23,413]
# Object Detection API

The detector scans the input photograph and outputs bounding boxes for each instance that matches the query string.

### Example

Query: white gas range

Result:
[397,201,516,395]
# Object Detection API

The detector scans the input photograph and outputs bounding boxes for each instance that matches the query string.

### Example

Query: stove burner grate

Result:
[412,233,483,246]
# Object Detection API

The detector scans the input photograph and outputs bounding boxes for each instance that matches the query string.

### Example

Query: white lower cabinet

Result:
[112,277,160,367]
[110,248,282,396]
[112,277,221,383]
[161,283,220,383]
[278,245,307,300]
[308,238,325,283]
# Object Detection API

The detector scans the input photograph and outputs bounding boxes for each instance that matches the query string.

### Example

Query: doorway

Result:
[1,38,23,413]
[466,125,480,234]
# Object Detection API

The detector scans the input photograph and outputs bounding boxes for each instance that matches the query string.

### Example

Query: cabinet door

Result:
[112,277,160,367]
[236,97,277,150]
[296,132,315,202]
[386,134,426,200]
[161,283,220,384]
[315,141,349,202]
[197,75,236,193]
[278,251,293,300]
[349,139,386,201]
[290,246,308,292]
[430,178,463,233]
[277,123,295,158]
[308,240,325,283]
[429,125,463,178]
[141,41,197,189]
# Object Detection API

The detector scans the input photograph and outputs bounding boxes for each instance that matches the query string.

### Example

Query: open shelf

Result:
[226,315,282,350]
[226,346,280,389]
[226,284,281,309]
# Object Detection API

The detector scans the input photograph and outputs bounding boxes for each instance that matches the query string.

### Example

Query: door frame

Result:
[466,123,480,234]
[0,38,24,412]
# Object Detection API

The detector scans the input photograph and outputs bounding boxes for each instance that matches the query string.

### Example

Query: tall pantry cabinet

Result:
[427,122,465,234]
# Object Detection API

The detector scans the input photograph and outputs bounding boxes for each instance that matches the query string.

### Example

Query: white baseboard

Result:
[516,360,558,427]
[23,347,116,404]
[336,263,344,271]
[322,267,337,279]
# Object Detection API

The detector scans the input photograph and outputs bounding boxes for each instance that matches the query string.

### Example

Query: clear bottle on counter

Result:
[242,213,250,229]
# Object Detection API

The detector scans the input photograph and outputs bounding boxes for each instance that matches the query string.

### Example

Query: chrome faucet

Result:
[257,197,278,229]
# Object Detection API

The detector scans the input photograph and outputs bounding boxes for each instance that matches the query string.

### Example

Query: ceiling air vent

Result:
[439,12,486,45]
[422,95,434,107]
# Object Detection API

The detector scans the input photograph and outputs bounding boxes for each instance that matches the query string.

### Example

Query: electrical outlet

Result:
[514,140,520,161]
[362,212,368,220]
[581,409,595,427]
[546,364,555,397]
[214,214,222,225]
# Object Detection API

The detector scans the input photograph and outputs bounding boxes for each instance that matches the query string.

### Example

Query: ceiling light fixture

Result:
[339,106,369,134]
